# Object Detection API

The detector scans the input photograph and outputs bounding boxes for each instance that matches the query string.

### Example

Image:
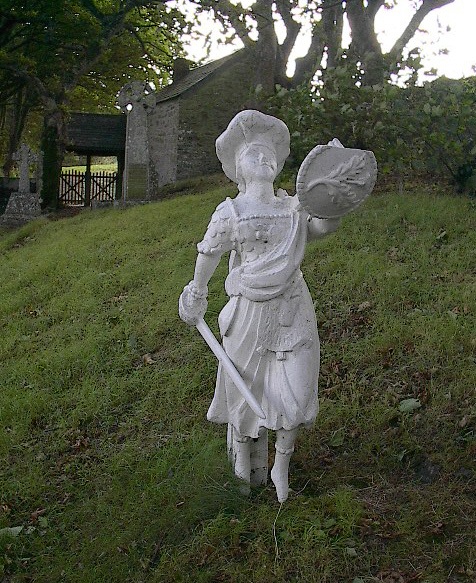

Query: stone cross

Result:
[117,80,153,113]
[118,81,153,201]
[2,144,42,226]
[13,143,36,193]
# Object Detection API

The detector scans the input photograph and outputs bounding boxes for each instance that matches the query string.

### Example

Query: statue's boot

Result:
[270,445,294,503]
[271,428,298,502]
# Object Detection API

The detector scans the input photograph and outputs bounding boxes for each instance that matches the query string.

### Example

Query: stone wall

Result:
[145,51,258,195]
[176,53,255,183]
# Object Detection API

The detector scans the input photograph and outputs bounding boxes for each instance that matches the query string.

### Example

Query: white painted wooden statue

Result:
[179,110,377,502]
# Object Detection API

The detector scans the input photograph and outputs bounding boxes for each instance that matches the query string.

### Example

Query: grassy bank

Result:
[0,184,475,582]
[62,164,117,173]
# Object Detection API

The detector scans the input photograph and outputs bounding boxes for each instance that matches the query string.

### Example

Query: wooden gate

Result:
[60,170,118,206]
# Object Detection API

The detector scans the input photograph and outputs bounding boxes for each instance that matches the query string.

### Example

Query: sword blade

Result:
[196,318,266,420]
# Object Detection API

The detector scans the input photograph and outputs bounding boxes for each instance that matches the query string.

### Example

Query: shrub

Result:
[269,71,476,194]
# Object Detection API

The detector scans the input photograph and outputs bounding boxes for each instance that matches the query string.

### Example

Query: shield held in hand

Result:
[296,143,377,219]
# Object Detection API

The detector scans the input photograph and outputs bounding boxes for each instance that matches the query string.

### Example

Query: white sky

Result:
[181,0,475,81]
[376,0,476,79]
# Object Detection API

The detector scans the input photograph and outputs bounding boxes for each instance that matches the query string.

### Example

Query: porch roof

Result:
[65,113,126,156]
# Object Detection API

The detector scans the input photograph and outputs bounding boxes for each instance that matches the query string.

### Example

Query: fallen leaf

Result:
[142,353,156,365]
[30,508,46,522]
[0,526,23,537]
[435,230,448,242]
[72,436,89,450]
[111,293,128,303]
[329,428,345,447]
[399,398,421,413]
[377,570,405,583]
[429,521,444,534]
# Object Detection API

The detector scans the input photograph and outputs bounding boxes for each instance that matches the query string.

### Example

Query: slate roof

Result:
[64,51,242,154]
[66,113,126,155]
[154,51,242,104]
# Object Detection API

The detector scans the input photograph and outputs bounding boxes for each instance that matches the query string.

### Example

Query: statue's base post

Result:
[227,424,268,487]
[250,427,268,486]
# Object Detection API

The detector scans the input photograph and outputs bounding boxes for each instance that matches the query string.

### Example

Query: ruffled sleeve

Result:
[197,199,235,256]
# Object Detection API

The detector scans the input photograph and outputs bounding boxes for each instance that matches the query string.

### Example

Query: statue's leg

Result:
[228,425,252,493]
[270,428,298,502]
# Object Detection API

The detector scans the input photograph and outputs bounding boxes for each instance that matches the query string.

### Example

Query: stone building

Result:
[119,49,257,200]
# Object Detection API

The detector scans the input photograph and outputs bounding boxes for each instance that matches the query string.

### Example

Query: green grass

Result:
[62,164,117,173]
[0,183,475,582]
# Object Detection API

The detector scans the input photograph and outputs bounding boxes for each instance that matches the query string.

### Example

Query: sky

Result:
[375,0,476,79]
[182,0,475,81]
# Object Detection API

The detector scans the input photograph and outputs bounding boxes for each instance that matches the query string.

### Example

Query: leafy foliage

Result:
[269,71,476,194]
[0,0,184,101]
[0,0,185,205]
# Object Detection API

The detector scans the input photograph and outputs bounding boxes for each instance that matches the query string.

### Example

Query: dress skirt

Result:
[206,278,320,438]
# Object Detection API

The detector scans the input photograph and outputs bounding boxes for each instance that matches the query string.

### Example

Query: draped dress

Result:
[197,194,320,439]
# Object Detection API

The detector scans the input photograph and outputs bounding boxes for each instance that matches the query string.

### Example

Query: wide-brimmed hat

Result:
[216,110,290,184]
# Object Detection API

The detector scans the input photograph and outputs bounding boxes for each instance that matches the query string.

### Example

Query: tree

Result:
[0,82,40,177]
[185,0,455,94]
[0,0,185,208]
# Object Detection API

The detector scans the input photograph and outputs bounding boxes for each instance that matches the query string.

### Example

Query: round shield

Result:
[296,144,377,219]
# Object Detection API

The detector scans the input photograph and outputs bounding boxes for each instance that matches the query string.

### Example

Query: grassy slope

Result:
[0,185,475,583]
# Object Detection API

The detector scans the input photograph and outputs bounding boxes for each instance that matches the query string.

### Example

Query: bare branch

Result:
[274,0,301,69]
[293,20,326,85]
[0,62,57,111]
[187,0,253,45]
[388,0,455,62]
[366,0,385,21]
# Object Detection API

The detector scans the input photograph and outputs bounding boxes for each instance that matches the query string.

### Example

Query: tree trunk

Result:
[41,106,65,210]
[253,0,278,98]
[346,0,386,86]
[3,89,34,177]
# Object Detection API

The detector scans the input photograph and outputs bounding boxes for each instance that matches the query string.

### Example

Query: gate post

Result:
[85,154,92,207]
[117,154,124,202]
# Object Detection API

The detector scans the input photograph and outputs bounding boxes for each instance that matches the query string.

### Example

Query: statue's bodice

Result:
[235,212,294,264]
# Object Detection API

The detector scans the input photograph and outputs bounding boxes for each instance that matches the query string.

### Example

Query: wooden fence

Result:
[60,170,118,206]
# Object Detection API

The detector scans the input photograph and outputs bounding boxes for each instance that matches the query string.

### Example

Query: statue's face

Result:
[238,144,278,184]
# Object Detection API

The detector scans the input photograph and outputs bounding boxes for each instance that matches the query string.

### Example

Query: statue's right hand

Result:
[178,281,208,326]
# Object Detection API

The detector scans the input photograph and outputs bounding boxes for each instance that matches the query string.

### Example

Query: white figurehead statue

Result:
[179,110,376,502]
